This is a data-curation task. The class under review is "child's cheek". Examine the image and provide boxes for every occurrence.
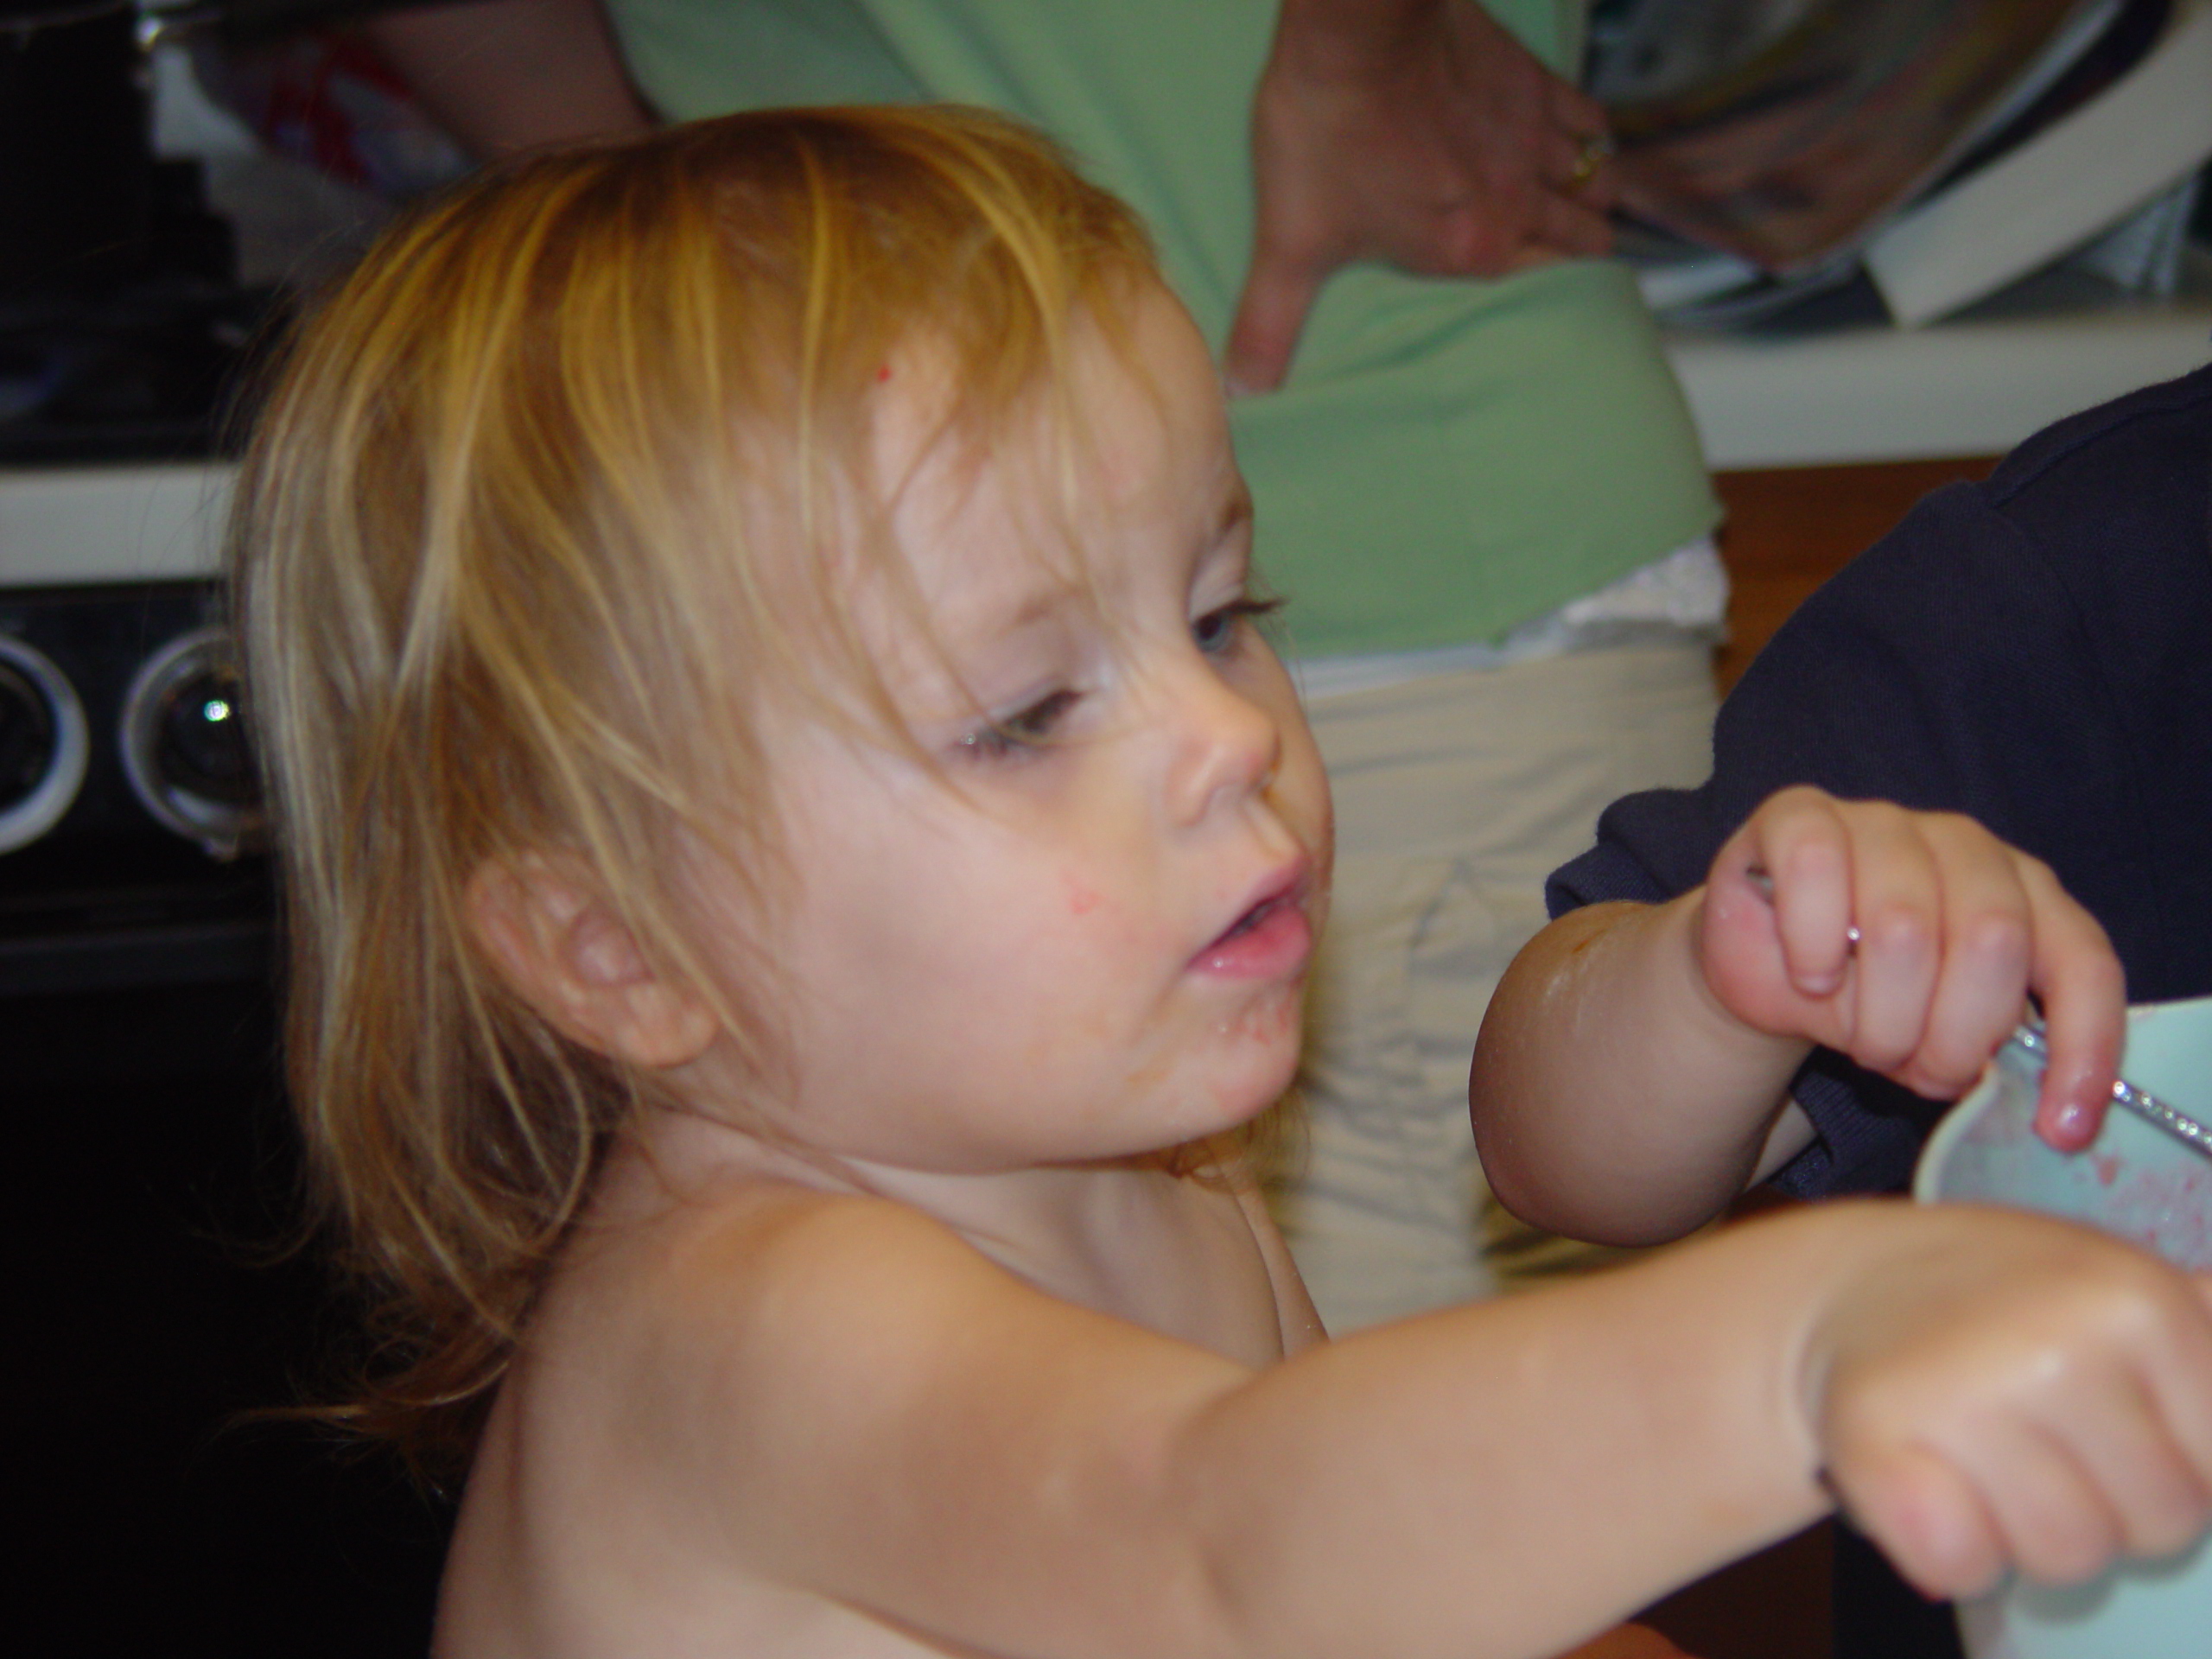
[1055,870,1177,967]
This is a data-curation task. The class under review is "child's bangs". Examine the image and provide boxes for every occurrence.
[701,110,1162,760]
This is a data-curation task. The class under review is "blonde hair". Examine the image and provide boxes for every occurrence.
[231,106,1156,1474]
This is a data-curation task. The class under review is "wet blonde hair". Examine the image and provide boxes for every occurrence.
[231,105,1156,1473]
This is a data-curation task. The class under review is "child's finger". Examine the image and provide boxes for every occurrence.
[2148,1274,2212,1512]
[1845,1376,2182,1594]
[1954,1270,2212,1584]
[1834,805,1942,1076]
[1733,788,1858,997]
[1976,1427,2126,1586]
[2067,1396,2212,1564]
[1829,1439,2006,1601]
[1890,818,2035,1100]
[2018,855,2127,1151]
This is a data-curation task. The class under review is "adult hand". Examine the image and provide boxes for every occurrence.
[365,0,653,162]
[1224,0,1618,393]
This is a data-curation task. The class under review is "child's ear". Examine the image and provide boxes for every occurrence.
[465,855,718,1070]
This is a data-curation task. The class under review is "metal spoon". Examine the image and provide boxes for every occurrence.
[2003,1021,2212,1164]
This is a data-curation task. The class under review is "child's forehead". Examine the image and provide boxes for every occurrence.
[866,286,1228,583]
[752,281,1235,730]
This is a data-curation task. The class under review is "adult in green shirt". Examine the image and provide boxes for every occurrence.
[368,0,1726,1332]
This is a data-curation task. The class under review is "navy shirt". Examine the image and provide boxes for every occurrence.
[1549,362,2212,1196]
[1547,362,2212,1659]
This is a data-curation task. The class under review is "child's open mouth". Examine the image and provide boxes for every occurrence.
[1192,876,1313,979]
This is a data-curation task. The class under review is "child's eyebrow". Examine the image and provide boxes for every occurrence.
[997,584,1073,634]
[963,478,1254,647]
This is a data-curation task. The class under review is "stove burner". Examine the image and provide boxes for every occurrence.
[0,584,272,995]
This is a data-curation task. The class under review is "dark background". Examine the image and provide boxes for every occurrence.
[7,976,450,1657]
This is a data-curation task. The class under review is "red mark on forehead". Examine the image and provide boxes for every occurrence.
[876,365,894,382]
[1063,876,1102,916]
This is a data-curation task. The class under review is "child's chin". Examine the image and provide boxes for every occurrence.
[1216,1031,1306,1127]
[1230,981,1306,1062]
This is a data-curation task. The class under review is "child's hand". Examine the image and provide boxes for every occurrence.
[1699,787,2126,1150]
[1808,1204,2212,1599]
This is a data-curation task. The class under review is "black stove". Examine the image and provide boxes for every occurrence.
[3,5,449,1653]
[1,0,284,993]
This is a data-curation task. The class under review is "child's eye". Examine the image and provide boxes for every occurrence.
[1193,596,1283,658]
[961,689,1081,759]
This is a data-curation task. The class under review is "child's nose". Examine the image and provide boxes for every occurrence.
[1161,663,1283,828]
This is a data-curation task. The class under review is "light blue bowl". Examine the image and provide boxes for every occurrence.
[1915,997,2212,1270]
[1914,995,2212,1659]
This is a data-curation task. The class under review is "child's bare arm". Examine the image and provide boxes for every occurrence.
[586,1190,2212,1659]
[1471,787,2127,1244]
[1470,889,1814,1244]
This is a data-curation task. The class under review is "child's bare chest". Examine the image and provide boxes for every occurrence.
[442,1190,1298,1659]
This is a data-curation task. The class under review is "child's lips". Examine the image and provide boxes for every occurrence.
[1191,865,1314,979]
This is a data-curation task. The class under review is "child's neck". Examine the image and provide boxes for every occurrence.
[614,1105,1290,1365]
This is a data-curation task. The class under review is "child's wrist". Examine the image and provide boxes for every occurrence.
[1730,1200,1910,1499]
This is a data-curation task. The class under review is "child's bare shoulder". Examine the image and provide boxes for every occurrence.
[556,1145,991,1364]
[442,1160,1014,1653]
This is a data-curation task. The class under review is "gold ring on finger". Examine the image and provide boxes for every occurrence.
[1567,133,1614,189]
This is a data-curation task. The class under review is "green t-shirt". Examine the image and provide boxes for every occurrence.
[605,0,1719,658]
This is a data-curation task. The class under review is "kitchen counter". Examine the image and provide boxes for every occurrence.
[1668,261,2212,469]
[0,462,232,586]
[7,263,2210,589]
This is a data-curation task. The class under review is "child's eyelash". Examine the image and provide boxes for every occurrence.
[960,689,1082,759]
[958,597,1279,760]
[1194,595,1284,655]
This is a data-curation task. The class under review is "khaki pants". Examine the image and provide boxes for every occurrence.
[1274,641,1719,1332]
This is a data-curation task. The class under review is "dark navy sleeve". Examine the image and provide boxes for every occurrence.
[1545,366,2212,1197]
[1548,484,2133,1197]
[1541,365,2212,1659]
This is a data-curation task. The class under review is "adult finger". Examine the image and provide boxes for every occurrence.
[1224,247,1327,396]
[1548,73,1611,140]
[1529,185,1616,257]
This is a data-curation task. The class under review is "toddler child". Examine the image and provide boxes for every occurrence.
[1472,361,2212,1656]
[232,107,2212,1659]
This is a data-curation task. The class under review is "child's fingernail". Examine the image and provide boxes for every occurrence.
[2049,1096,2096,1145]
